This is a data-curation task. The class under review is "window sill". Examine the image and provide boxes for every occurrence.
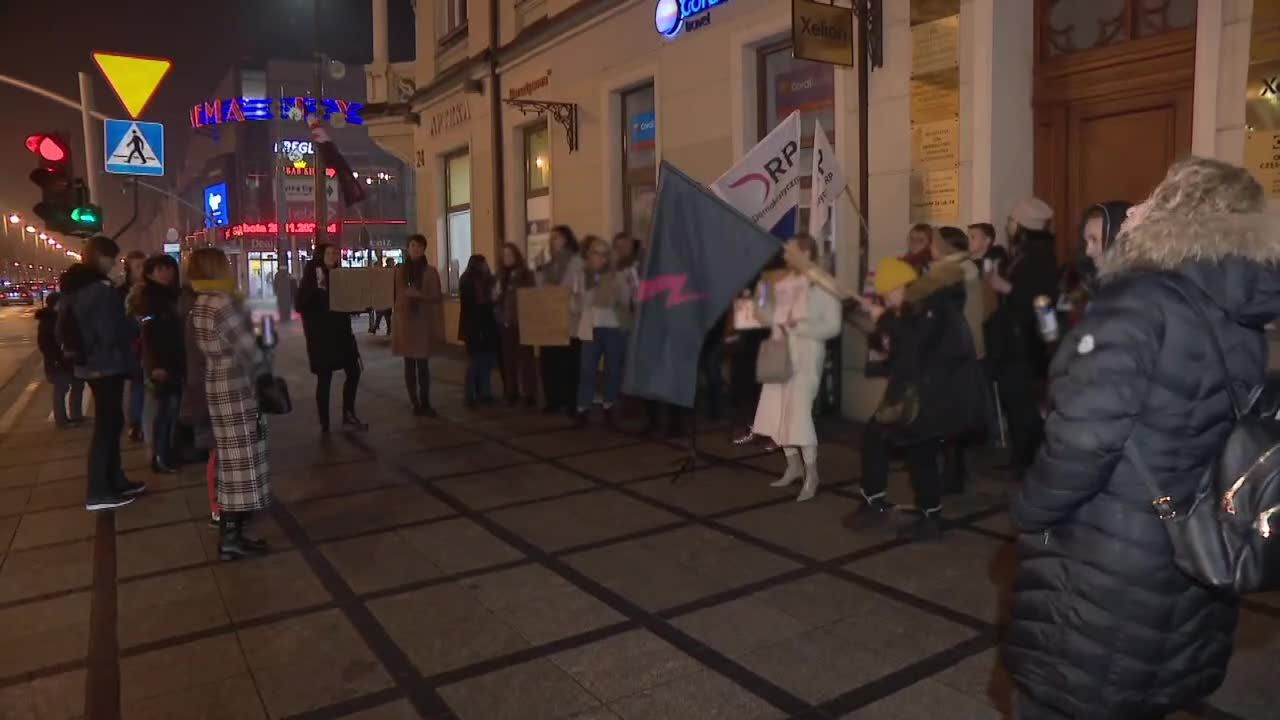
[437,24,469,54]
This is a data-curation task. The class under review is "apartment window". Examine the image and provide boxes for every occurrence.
[524,124,550,196]
[621,84,657,243]
[758,42,835,233]
[444,149,471,293]
[437,0,469,44]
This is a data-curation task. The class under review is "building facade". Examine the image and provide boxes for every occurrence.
[365,0,1271,420]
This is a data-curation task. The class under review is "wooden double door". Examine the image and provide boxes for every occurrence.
[1033,1,1197,260]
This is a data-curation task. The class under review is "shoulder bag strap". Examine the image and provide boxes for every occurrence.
[1158,274,1244,418]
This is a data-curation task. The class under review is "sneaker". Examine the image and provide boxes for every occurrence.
[86,495,135,512]
[151,460,179,475]
[842,496,895,530]
[119,480,148,497]
[897,512,944,543]
[127,425,144,443]
[731,431,757,446]
[208,513,221,528]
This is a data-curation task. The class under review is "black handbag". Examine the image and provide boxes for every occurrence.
[257,374,292,415]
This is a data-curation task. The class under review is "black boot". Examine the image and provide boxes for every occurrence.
[219,512,267,561]
[237,512,269,552]
[342,412,369,431]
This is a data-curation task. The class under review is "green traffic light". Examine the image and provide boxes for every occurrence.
[70,206,101,230]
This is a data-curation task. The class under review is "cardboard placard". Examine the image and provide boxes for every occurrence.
[517,285,571,347]
[444,299,462,345]
[328,267,396,312]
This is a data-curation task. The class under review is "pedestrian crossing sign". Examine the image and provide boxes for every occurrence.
[104,119,164,177]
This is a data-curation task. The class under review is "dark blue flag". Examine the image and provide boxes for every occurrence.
[623,162,781,407]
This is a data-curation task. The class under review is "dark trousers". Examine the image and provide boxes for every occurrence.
[700,340,724,420]
[860,422,943,512]
[645,400,686,434]
[51,373,85,426]
[997,360,1044,469]
[370,309,392,334]
[146,390,181,466]
[404,358,431,409]
[466,351,497,402]
[499,326,537,402]
[127,366,145,428]
[86,376,126,501]
[540,340,580,412]
[316,364,361,428]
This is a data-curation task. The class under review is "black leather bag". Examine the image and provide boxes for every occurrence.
[257,374,292,415]
[1126,276,1280,595]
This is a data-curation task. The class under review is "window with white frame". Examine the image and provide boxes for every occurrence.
[437,0,469,43]
[443,149,472,293]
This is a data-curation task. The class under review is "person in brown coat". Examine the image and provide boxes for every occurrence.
[391,234,444,416]
[497,243,538,406]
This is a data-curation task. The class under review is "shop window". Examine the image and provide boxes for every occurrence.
[1040,0,1197,59]
[524,123,552,264]
[437,0,469,46]
[525,124,550,196]
[758,43,835,234]
[444,149,472,293]
[621,84,657,243]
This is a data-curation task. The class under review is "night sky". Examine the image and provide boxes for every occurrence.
[0,0,414,251]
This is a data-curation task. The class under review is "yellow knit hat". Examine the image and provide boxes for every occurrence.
[873,257,919,296]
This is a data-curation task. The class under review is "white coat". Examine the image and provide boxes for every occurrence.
[751,274,842,448]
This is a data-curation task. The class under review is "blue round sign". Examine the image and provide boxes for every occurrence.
[654,0,682,37]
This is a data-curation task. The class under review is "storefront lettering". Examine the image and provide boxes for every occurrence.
[230,221,339,237]
[654,0,729,37]
[797,16,850,44]
[189,97,365,128]
[508,72,551,100]
[429,102,471,137]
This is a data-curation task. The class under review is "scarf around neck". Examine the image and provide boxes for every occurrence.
[192,279,242,301]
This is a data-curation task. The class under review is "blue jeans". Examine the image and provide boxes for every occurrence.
[51,373,85,426]
[466,352,497,403]
[143,389,181,466]
[577,327,627,411]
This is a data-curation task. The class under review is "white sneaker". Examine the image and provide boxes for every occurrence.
[86,495,135,512]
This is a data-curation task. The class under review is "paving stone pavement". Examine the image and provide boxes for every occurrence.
[1,321,1278,719]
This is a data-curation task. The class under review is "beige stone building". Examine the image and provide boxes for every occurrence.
[363,0,1275,419]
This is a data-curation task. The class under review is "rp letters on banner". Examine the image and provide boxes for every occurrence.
[624,162,781,407]
[711,110,802,239]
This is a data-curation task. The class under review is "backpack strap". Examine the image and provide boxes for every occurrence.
[1158,274,1245,419]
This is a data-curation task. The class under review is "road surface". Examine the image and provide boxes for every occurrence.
[0,304,38,391]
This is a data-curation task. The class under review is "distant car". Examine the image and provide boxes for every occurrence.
[2,286,34,306]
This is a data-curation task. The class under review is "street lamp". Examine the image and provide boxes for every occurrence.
[6,213,18,225]
[23,225,35,233]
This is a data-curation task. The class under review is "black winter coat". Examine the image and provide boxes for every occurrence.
[862,279,985,443]
[1004,212,1280,719]
[985,229,1058,371]
[128,281,185,394]
[296,261,360,374]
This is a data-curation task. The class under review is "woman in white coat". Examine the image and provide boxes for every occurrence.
[751,234,843,502]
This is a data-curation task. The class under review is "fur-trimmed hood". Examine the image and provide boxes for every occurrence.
[1101,212,1280,325]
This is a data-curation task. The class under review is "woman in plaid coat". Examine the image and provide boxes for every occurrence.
[188,248,272,561]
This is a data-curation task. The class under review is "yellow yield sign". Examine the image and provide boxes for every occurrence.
[92,52,172,119]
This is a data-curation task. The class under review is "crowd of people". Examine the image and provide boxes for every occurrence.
[38,153,1280,718]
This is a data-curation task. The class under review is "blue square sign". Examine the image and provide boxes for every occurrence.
[104,119,164,177]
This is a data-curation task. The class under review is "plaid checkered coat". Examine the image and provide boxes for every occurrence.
[192,291,271,512]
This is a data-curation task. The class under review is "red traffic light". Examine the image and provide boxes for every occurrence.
[25,134,69,164]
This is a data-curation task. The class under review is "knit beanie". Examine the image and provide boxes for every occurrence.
[1011,197,1054,231]
[874,257,918,296]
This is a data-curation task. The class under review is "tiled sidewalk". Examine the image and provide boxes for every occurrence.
[0,325,1278,719]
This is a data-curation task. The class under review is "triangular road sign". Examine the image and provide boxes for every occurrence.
[92,52,172,119]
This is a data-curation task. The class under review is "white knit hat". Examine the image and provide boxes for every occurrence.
[1011,197,1053,231]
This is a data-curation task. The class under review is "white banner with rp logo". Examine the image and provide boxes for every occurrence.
[807,118,847,239]
[712,110,802,236]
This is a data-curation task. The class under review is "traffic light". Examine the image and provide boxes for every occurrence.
[25,133,101,237]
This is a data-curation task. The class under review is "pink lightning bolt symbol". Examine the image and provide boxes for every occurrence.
[638,274,705,308]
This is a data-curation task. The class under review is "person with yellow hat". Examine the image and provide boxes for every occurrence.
[808,253,985,542]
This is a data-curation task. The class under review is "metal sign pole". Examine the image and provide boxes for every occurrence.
[78,72,101,204]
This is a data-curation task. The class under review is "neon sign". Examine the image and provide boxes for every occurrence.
[230,221,340,237]
[190,97,364,128]
[654,0,727,37]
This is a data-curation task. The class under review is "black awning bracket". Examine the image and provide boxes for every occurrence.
[503,98,579,153]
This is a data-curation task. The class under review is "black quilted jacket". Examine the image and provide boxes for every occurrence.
[1003,211,1280,718]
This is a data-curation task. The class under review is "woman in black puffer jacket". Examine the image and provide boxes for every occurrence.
[1004,157,1280,719]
